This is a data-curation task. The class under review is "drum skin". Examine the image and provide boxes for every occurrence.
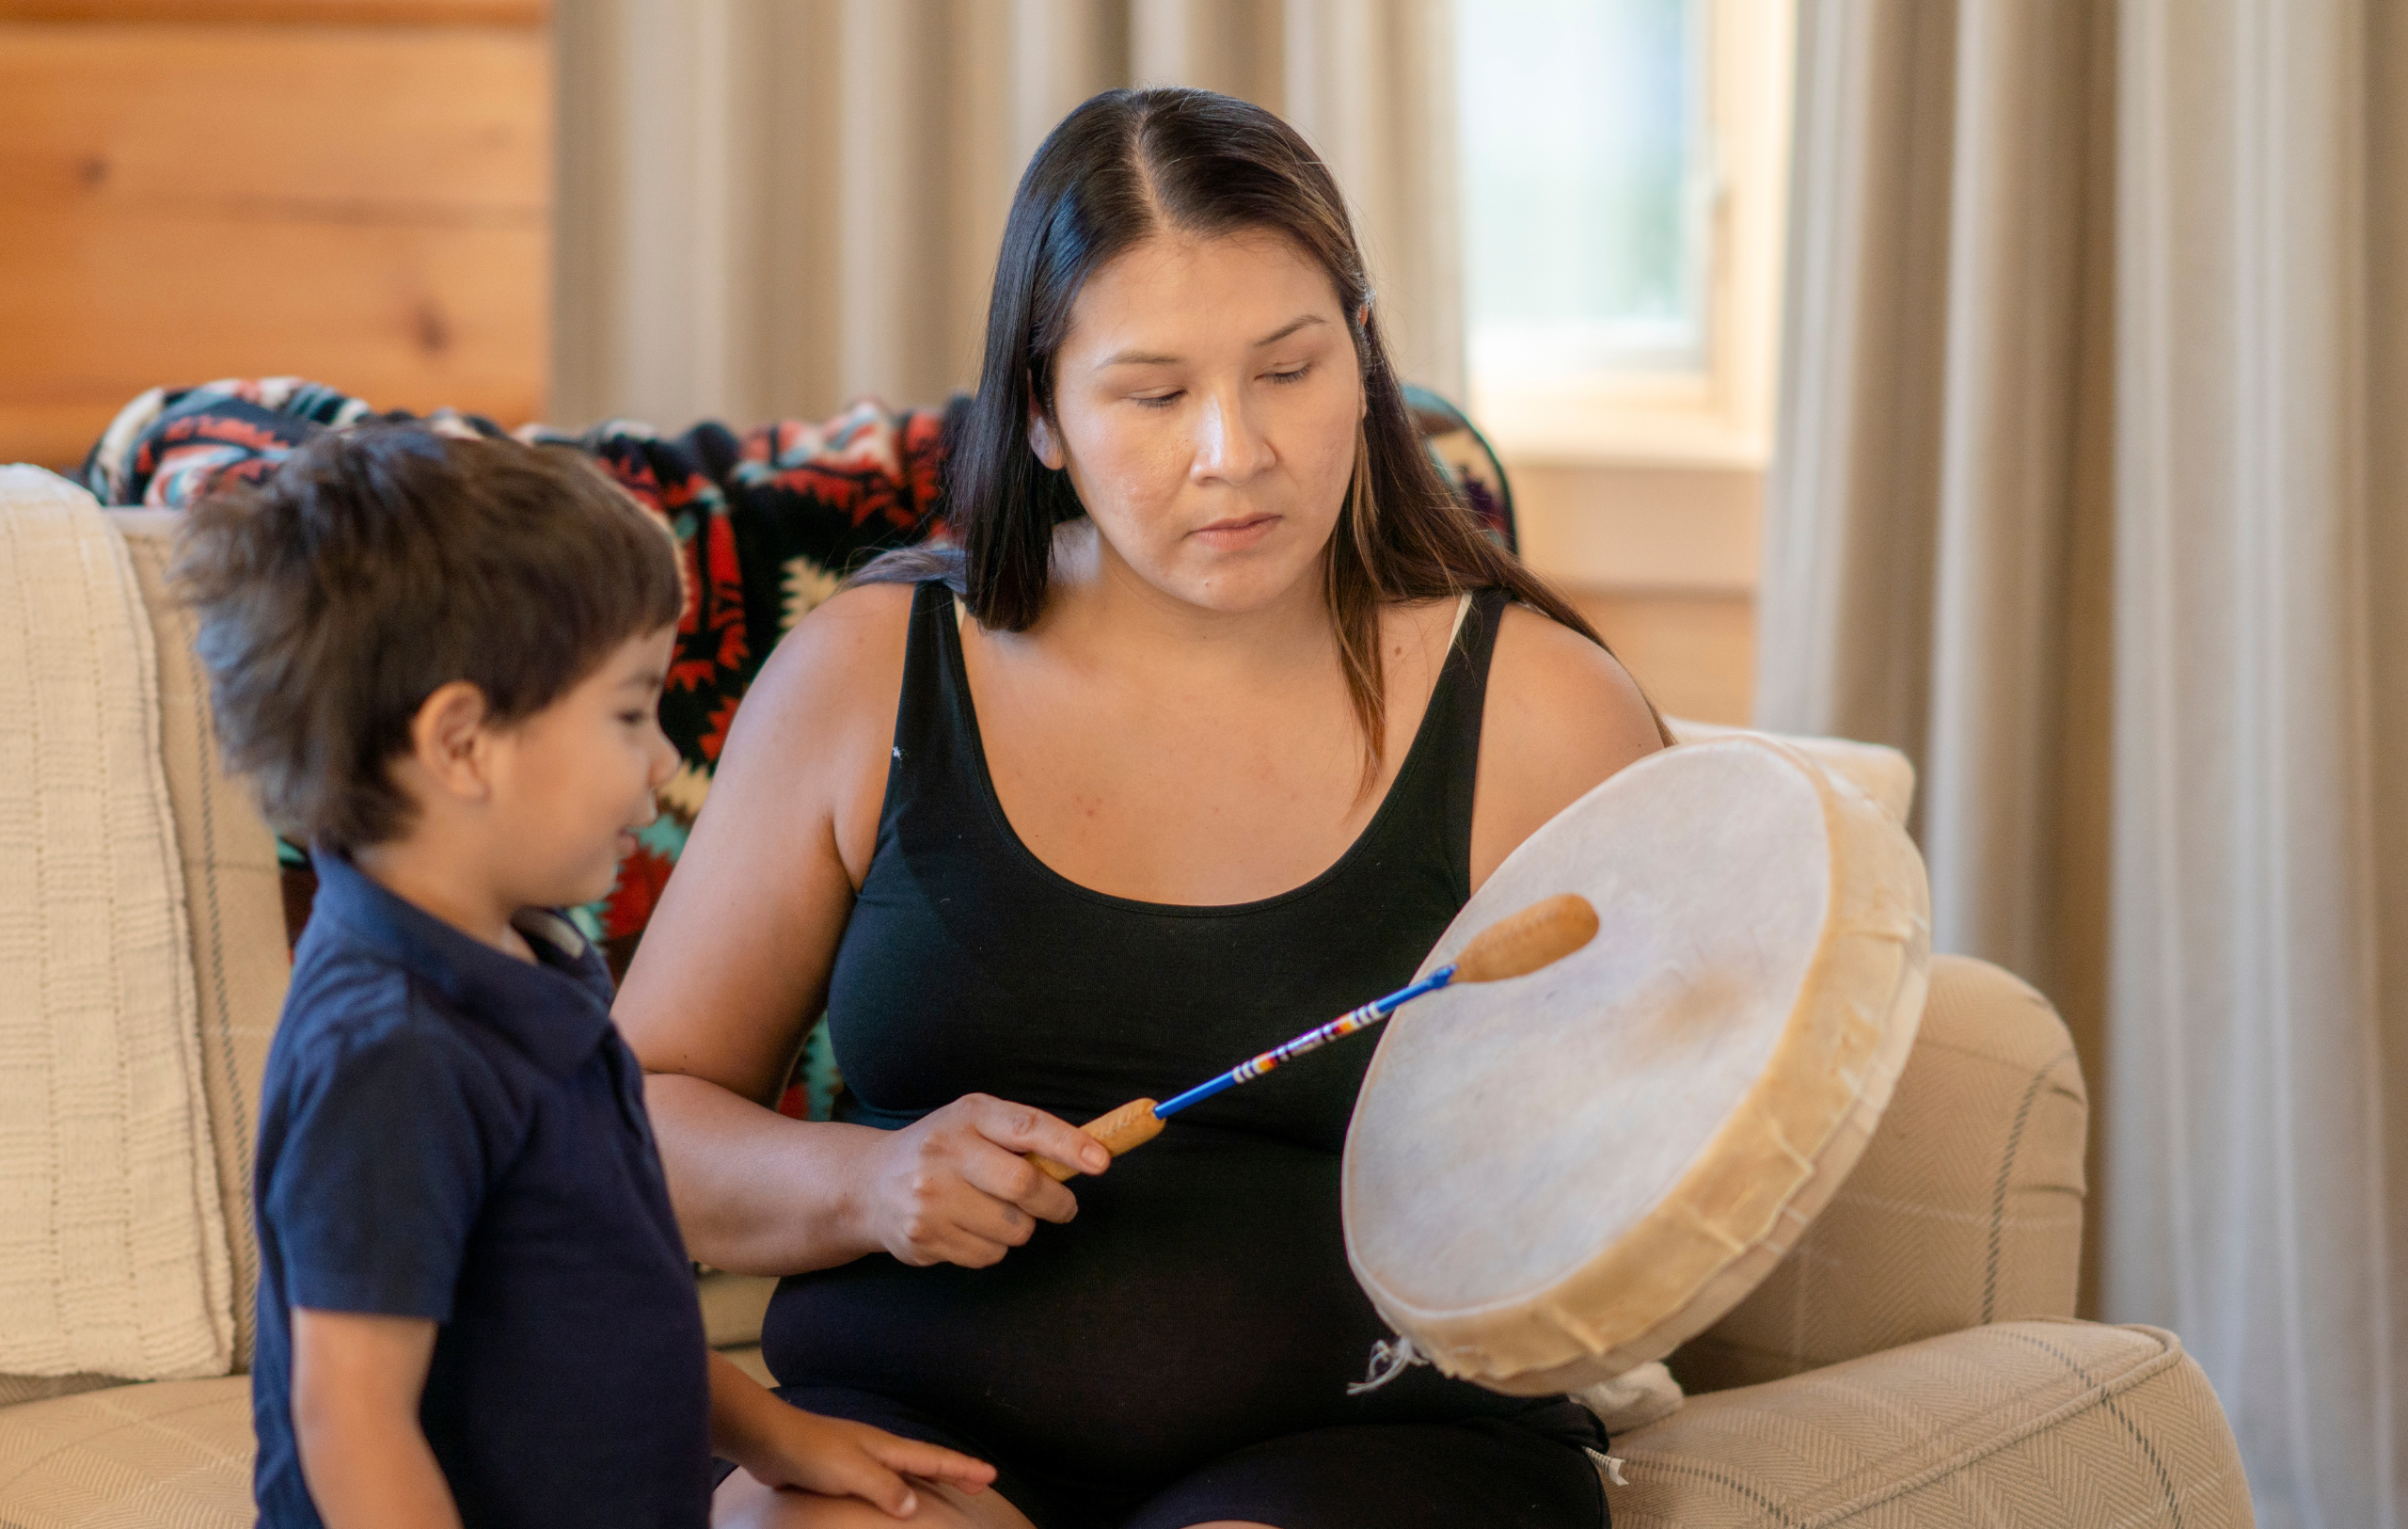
[1342,736,1930,1395]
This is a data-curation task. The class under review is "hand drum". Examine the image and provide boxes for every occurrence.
[1341,736,1931,1395]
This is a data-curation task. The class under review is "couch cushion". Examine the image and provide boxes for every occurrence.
[0,1376,253,1529]
[110,511,292,1376]
[0,470,231,1384]
[1610,1320,2252,1527]
[1675,955,2087,1392]
[1665,717,1917,826]
[0,1316,776,1526]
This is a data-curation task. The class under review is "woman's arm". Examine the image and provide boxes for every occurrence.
[617,585,1109,1275]
[1469,604,1667,891]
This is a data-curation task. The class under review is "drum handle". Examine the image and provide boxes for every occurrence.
[1026,894,1597,1183]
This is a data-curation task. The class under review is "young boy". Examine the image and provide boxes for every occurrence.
[176,426,993,1528]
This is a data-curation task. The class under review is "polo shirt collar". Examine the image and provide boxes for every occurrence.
[306,847,615,1078]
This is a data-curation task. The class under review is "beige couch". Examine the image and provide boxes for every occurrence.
[0,492,2253,1526]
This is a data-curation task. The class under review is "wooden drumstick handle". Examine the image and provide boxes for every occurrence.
[1449,893,1599,983]
[1028,1097,1164,1182]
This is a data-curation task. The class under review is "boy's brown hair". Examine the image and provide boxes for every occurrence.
[174,425,684,852]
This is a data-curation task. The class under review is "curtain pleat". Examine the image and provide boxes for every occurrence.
[2109,7,2397,1524]
[550,0,1460,430]
[1765,1,2408,1521]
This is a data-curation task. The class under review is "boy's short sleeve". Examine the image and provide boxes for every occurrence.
[263,1015,523,1321]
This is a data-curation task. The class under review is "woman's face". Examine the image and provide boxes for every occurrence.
[1036,229,1365,613]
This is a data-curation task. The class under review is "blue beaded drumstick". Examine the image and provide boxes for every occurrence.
[1028,893,1599,1182]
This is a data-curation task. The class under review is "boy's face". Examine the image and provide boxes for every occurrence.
[485,626,680,910]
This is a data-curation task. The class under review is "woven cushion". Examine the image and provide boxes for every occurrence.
[1673,955,2087,1392]
[1610,1321,2252,1527]
[0,1376,253,1528]
[0,470,231,1384]
[111,512,292,1377]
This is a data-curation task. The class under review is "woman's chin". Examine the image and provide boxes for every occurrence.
[1158,541,1331,614]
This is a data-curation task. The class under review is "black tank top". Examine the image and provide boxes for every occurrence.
[761,580,1540,1492]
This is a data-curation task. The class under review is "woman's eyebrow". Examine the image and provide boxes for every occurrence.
[1096,313,1329,369]
[1252,314,1327,347]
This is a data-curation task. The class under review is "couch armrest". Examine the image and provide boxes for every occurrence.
[1613,1321,2251,1527]
[1673,955,2088,1392]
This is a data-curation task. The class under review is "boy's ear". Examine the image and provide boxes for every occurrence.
[406,680,496,802]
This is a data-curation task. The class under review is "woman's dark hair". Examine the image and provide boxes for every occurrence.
[173,424,683,852]
[863,86,1666,772]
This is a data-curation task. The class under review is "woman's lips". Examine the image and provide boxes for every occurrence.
[1192,514,1278,549]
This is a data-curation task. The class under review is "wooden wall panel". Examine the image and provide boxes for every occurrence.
[0,16,548,472]
[0,3,547,33]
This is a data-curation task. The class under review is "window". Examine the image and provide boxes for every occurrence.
[1457,0,1792,467]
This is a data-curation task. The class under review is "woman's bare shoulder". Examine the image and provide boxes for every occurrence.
[726,581,918,757]
[700,580,919,885]
[1488,602,1661,742]
[1469,600,1666,885]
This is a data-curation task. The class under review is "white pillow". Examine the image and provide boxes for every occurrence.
[0,467,232,1380]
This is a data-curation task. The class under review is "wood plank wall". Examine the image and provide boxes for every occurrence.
[0,0,551,473]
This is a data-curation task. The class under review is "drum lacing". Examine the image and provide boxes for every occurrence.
[1346,1334,1430,1394]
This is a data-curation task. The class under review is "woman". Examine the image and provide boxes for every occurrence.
[618,88,1665,1529]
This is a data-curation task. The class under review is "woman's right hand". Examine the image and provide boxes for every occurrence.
[856,1094,1110,1267]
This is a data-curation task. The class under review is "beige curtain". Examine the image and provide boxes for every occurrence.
[550,0,1460,431]
[1763,1,2408,1522]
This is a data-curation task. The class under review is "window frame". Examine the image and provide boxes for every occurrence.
[1463,0,1793,470]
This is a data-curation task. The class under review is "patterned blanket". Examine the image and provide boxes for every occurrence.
[83,377,1515,1114]
[87,380,959,968]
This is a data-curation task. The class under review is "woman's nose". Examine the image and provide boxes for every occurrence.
[1192,387,1274,483]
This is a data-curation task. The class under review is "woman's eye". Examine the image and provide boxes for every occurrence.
[1133,390,1181,409]
[1266,366,1310,386]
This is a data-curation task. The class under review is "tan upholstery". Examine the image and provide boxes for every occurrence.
[0,480,231,1388]
[0,1325,2252,1528]
[113,511,293,1378]
[1675,956,2089,1392]
[0,518,289,1409]
[1611,1321,2252,1527]
[0,1373,123,1410]
[0,1377,253,1529]
[699,1273,778,1353]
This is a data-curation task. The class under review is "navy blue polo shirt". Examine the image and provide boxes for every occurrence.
[251,849,711,1528]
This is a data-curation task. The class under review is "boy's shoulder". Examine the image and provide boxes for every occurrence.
[268,916,532,1124]
[257,922,548,1232]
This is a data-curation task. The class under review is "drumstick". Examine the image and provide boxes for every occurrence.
[1026,893,1598,1182]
